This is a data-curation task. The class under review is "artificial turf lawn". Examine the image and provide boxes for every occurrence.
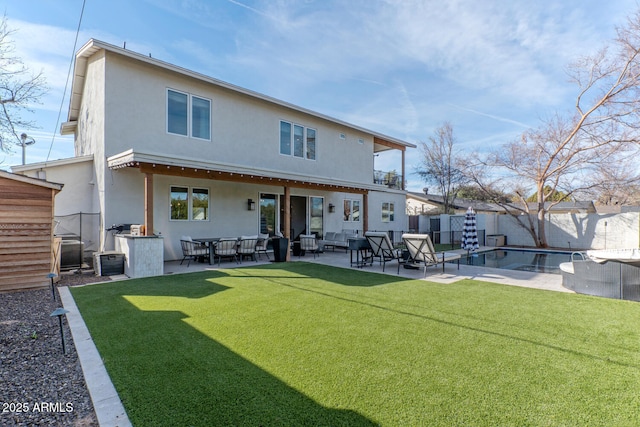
[70,262,640,426]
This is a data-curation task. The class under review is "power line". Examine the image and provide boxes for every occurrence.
[46,0,86,163]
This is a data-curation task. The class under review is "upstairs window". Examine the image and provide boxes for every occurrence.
[192,96,211,140]
[294,124,304,157]
[280,121,292,155]
[167,89,211,140]
[280,120,316,160]
[167,90,188,136]
[307,129,316,160]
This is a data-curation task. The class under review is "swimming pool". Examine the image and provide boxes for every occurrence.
[455,249,573,274]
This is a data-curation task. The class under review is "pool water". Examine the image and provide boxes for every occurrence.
[455,249,573,274]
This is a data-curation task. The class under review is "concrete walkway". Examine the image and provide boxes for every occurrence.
[61,247,570,425]
[59,287,132,427]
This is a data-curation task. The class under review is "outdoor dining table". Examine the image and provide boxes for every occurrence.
[192,237,221,265]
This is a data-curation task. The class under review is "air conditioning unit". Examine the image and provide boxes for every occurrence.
[60,240,84,270]
[93,251,125,276]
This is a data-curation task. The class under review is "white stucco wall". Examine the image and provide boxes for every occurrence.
[101,52,375,185]
[498,212,640,249]
[75,51,107,245]
[367,190,409,234]
[15,158,96,216]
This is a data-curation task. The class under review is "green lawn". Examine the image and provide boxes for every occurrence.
[70,263,640,426]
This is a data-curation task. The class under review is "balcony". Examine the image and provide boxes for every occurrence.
[374,170,404,190]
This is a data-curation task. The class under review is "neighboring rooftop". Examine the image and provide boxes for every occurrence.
[408,192,600,214]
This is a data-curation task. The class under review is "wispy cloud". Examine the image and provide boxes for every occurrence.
[225,0,279,22]
[448,104,531,129]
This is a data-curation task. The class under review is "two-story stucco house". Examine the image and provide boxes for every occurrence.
[14,39,415,261]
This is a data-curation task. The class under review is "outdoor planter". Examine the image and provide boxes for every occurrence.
[272,237,290,262]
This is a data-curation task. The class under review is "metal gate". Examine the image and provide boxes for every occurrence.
[450,215,464,248]
[430,217,441,244]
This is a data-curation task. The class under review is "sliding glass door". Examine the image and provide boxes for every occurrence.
[261,193,324,239]
[259,194,277,236]
[310,197,324,238]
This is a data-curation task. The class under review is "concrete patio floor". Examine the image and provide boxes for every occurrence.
[163,246,570,294]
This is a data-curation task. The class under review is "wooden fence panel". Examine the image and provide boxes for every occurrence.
[0,176,58,292]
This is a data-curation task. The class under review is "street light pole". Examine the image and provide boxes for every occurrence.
[19,133,35,165]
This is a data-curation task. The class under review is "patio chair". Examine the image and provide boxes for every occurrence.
[214,238,239,266]
[256,233,270,260]
[364,231,403,273]
[180,238,209,267]
[402,233,461,277]
[237,236,259,263]
[299,234,320,258]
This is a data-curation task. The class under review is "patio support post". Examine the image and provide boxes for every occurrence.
[401,149,406,191]
[363,192,369,233]
[144,172,154,236]
[284,186,291,261]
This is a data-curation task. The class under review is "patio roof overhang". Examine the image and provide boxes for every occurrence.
[107,150,376,247]
[107,149,375,195]
[374,136,406,153]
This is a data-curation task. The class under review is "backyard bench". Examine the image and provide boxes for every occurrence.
[322,231,357,252]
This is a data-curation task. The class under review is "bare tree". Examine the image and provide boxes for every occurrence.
[415,122,467,214]
[467,10,640,247]
[582,158,640,205]
[0,15,47,153]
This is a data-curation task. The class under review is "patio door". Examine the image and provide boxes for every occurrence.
[309,197,324,238]
[266,194,323,240]
[259,194,277,236]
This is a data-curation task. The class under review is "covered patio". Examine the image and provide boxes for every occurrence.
[104,145,409,264]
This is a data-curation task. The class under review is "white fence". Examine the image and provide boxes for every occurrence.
[419,212,639,250]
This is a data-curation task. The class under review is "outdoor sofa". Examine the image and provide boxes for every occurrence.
[322,230,358,252]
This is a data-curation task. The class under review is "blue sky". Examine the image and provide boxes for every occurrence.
[2,0,637,191]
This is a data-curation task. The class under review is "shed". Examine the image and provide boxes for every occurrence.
[0,170,63,292]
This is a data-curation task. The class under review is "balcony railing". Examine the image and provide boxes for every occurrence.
[373,170,403,190]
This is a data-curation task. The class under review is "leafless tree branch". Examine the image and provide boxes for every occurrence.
[0,15,48,153]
